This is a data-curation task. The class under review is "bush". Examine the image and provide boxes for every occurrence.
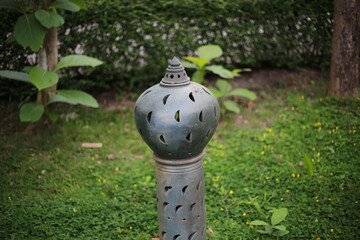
[0,0,334,98]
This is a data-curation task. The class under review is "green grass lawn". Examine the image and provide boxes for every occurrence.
[0,88,359,239]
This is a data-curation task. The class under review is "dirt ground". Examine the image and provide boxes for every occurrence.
[100,68,329,111]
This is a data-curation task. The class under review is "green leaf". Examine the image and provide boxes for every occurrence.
[35,10,64,28]
[47,94,77,105]
[19,103,44,122]
[271,208,288,226]
[184,57,209,69]
[180,60,198,69]
[47,113,59,122]
[229,88,257,100]
[303,155,314,176]
[198,45,223,60]
[69,0,87,9]
[14,14,47,51]
[191,70,205,83]
[224,100,240,113]
[0,70,31,84]
[29,67,59,91]
[56,90,99,108]
[0,0,20,11]
[272,225,286,231]
[216,79,232,93]
[51,0,80,12]
[54,55,103,71]
[249,220,270,226]
[208,87,224,98]
[273,230,289,237]
[205,65,233,79]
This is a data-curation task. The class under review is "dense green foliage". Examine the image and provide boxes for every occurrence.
[1,0,333,97]
[1,87,359,239]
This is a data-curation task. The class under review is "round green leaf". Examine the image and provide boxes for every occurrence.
[216,79,232,93]
[20,103,44,122]
[205,65,234,79]
[35,10,64,28]
[51,0,80,12]
[208,87,223,98]
[198,45,223,60]
[184,57,209,69]
[229,88,257,100]
[180,60,198,69]
[14,14,46,51]
[249,220,270,226]
[271,208,288,226]
[224,100,240,113]
[56,90,99,108]
[191,70,205,83]
[29,67,59,91]
[54,55,103,71]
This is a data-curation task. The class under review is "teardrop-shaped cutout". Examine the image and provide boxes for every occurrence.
[165,186,172,192]
[174,235,181,240]
[199,111,203,122]
[175,110,180,122]
[206,129,211,138]
[160,135,167,144]
[188,232,196,240]
[175,205,183,213]
[162,231,166,237]
[186,132,192,142]
[190,202,196,211]
[189,92,195,102]
[202,88,211,95]
[147,111,152,123]
[163,94,170,105]
[182,185,188,194]
[163,202,169,208]
[197,180,202,191]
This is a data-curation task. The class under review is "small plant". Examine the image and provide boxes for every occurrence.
[250,208,289,237]
[208,79,256,114]
[0,0,102,123]
[181,44,244,84]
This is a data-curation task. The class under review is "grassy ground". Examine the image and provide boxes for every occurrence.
[0,85,359,239]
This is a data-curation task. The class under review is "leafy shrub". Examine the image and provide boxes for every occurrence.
[1,0,334,99]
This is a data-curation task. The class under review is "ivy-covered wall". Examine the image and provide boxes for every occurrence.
[0,0,334,96]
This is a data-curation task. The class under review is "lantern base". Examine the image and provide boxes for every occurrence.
[154,151,206,240]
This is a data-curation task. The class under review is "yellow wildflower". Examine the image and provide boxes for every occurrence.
[263,180,266,183]
[331,172,333,176]
[281,198,284,201]
[220,208,224,211]
[115,168,119,171]
[301,96,304,99]
[114,197,117,200]
[292,173,296,177]
[292,106,295,111]
[331,141,334,144]
[243,212,247,216]
[312,159,314,162]
[129,227,133,230]
[98,179,101,182]
[134,184,137,187]
[69,198,72,200]
[313,147,316,151]
[91,157,94,161]
[318,127,322,131]
[268,128,272,133]
[297,174,300,178]
[8,196,11,201]
[331,229,334,232]
[317,152,320,156]
[220,153,224,157]
[103,179,106,183]
[355,201,358,204]
[229,190,234,194]
[251,225,254,229]
[316,200,319,202]
[276,178,279,182]
[261,151,265,155]
[317,159,320,162]
[246,222,249,225]
[328,198,331,201]
[329,131,332,134]
[286,190,290,193]
[204,161,207,164]
[266,176,269,180]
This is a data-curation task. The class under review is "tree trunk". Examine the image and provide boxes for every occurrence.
[36,0,58,105]
[328,0,360,98]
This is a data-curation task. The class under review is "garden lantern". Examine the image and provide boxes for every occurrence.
[134,57,220,240]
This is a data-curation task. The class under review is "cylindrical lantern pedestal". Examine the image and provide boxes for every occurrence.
[154,151,206,240]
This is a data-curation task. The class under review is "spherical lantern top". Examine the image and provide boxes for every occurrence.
[134,57,220,159]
